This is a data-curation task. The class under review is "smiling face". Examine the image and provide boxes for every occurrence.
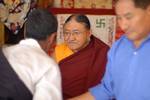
[115,0,150,46]
[63,19,91,52]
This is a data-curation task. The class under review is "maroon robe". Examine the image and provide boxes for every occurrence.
[59,35,109,99]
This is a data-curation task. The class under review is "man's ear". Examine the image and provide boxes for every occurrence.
[88,29,92,37]
[47,32,57,44]
[46,32,57,55]
[146,5,150,15]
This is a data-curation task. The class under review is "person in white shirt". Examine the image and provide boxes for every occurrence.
[0,8,62,100]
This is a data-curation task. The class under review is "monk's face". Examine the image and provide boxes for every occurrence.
[63,19,91,52]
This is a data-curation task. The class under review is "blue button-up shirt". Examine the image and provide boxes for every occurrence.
[90,35,150,100]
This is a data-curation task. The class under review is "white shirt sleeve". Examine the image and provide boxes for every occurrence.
[33,60,62,100]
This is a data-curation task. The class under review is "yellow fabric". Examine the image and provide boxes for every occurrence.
[55,43,73,63]
[0,23,4,46]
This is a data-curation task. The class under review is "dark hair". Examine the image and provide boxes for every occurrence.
[25,8,58,40]
[115,0,150,9]
[64,14,91,30]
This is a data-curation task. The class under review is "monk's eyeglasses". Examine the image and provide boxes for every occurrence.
[63,30,85,38]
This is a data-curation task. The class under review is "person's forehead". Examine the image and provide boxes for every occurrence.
[115,0,134,6]
[115,0,135,14]
[115,0,134,7]
[116,0,133,3]
[64,20,86,29]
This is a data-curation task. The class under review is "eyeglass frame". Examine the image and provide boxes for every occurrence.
[63,29,88,38]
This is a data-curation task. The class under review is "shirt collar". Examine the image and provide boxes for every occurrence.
[19,38,41,49]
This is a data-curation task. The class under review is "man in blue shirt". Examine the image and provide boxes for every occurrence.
[68,0,150,100]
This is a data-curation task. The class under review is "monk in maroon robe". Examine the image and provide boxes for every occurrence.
[54,14,109,99]
[59,35,109,99]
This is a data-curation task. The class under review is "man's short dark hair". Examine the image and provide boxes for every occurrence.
[133,0,150,9]
[25,8,58,40]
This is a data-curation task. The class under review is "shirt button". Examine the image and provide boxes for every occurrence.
[133,52,137,55]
